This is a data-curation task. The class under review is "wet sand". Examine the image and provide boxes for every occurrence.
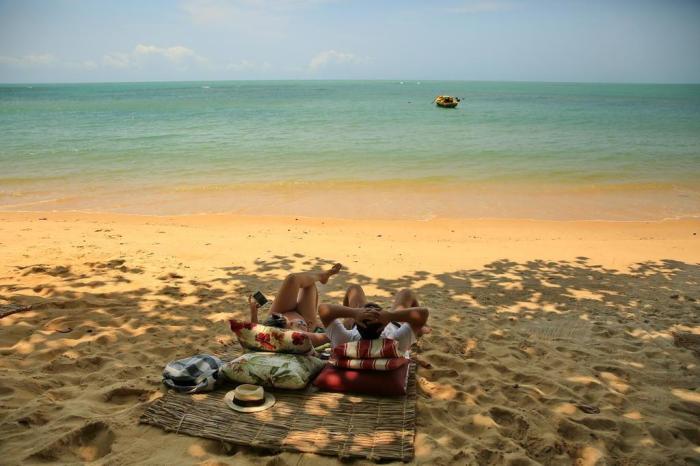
[0,212,699,465]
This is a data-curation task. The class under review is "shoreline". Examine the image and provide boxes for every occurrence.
[2,183,699,222]
[3,176,700,224]
[2,208,700,223]
[1,211,698,274]
[0,209,697,223]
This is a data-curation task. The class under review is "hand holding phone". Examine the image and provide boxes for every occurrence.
[252,291,269,308]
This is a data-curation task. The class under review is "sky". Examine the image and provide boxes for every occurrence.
[1,0,699,84]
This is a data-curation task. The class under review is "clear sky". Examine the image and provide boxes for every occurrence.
[1,0,699,84]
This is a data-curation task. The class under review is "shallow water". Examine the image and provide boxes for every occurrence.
[1,80,699,219]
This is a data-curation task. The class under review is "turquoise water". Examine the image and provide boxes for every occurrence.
[1,81,699,218]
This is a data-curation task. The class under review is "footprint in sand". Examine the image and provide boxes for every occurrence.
[41,358,79,374]
[525,435,568,464]
[0,384,14,398]
[16,408,51,427]
[28,421,115,463]
[592,364,630,379]
[147,345,180,358]
[488,406,530,441]
[647,425,679,447]
[102,387,152,405]
[196,438,241,456]
[476,448,504,465]
[41,355,105,374]
[575,416,618,431]
[557,418,589,441]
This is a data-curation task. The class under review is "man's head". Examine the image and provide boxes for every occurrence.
[357,321,385,339]
[355,302,387,340]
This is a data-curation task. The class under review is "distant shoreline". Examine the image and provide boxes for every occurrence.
[3,79,700,86]
[1,195,699,223]
[2,176,700,222]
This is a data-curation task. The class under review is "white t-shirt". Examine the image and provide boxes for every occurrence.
[325,320,417,356]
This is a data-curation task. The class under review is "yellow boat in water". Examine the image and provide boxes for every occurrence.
[434,95,460,108]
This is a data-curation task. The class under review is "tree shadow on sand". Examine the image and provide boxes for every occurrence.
[0,256,698,464]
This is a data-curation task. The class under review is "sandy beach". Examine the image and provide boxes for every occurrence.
[3,1,700,464]
[0,211,698,465]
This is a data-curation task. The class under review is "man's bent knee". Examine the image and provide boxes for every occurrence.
[346,284,364,293]
[395,288,418,305]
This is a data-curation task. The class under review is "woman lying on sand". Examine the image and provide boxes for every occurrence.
[247,263,342,345]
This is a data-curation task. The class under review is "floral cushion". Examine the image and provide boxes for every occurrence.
[221,352,326,390]
[229,319,312,354]
[332,338,402,359]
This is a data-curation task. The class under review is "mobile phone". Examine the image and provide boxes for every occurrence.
[252,291,269,307]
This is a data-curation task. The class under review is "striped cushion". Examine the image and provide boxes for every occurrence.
[330,356,409,371]
[332,338,402,359]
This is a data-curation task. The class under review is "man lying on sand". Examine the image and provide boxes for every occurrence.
[247,263,342,346]
[318,285,430,354]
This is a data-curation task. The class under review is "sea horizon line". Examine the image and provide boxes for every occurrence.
[2,78,700,86]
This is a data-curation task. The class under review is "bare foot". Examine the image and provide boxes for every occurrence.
[320,263,342,284]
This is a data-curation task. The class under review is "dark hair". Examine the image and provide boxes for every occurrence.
[355,302,385,339]
[357,321,385,340]
[263,314,286,329]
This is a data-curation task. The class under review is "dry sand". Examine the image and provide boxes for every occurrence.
[0,211,699,465]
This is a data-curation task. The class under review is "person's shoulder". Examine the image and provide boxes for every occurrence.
[381,322,415,354]
[326,320,361,347]
[348,328,361,340]
[389,322,417,341]
[381,322,405,338]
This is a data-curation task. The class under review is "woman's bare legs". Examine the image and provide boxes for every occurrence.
[296,283,319,328]
[270,263,342,326]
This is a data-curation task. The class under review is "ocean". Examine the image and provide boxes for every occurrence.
[1,80,699,220]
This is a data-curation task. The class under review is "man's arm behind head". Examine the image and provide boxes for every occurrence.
[319,303,383,328]
[382,307,429,334]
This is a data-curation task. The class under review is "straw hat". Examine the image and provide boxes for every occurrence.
[224,384,275,413]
